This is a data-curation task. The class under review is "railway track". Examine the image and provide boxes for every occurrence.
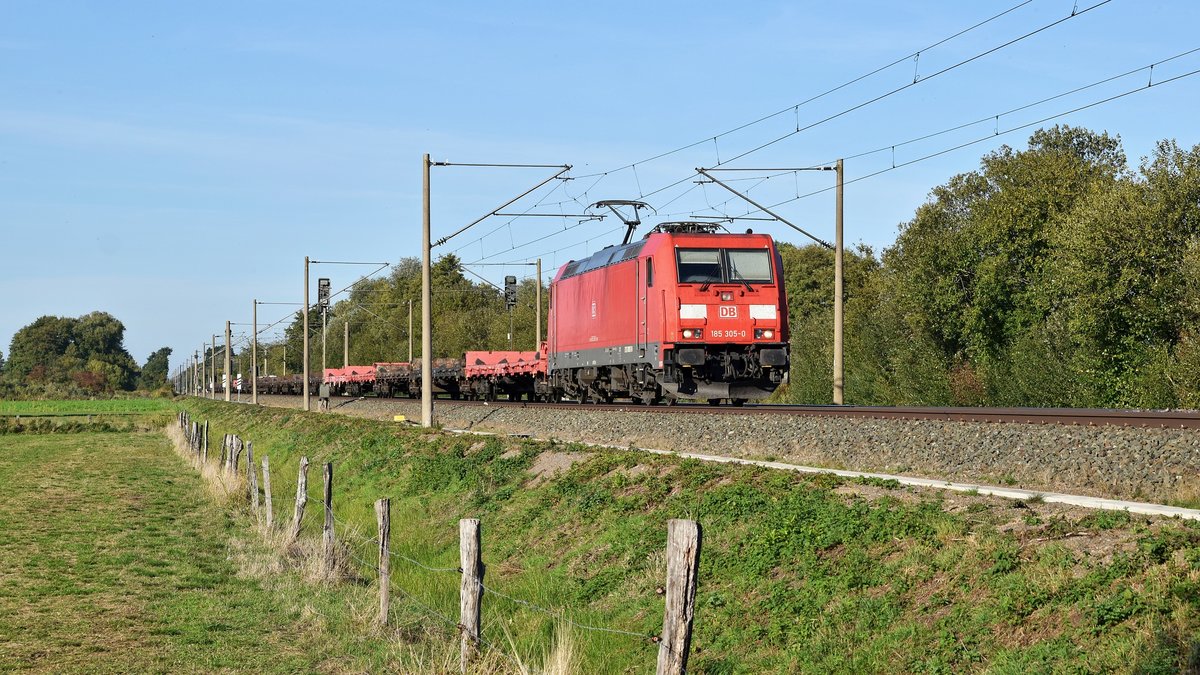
[397,398,1200,430]
[248,393,1200,508]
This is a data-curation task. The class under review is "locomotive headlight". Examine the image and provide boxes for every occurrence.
[682,329,696,339]
[754,328,775,340]
[720,292,734,301]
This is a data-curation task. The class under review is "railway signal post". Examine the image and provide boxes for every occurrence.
[504,275,517,350]
[319,277,330,377]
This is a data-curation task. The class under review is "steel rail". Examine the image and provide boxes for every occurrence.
[438,400,1200,430]
[249,393,1200,429]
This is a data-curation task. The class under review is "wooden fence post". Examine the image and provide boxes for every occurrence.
[233,436,244,475]
[247,443,258,509]
[262,456,273,529]
[202,421,208,464]
[322,463,334,572]
[288,457,309,545]
[459,518,482,673]
[656,519,702,675]
[221,434,229,470]
[376,498,391,626]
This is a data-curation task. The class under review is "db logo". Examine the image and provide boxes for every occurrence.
[719,306,738,318]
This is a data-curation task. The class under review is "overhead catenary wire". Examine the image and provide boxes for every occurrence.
[816,45,1200,169]
[569,0,1041,181]
[446,0,1116,272]
[662,44,1200,223]
[716,65,1200,222]
[632,0,1118,207]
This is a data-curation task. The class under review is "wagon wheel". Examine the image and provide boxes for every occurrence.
[730,398,747,407]
[707,398,722,406]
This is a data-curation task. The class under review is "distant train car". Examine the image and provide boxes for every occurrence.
[464,350,545,401]
[324,365,378,396]
[547,222,789,405]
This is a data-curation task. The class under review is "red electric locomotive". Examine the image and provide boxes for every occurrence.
[547,221,789,404]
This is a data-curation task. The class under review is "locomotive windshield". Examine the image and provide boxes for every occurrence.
[727,249,772,283]
[676,248,772,284]
[677,250,722,283]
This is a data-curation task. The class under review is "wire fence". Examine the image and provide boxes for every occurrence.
[175,416,686,672]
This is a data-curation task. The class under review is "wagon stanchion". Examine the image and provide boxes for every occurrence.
[288,457,310,545]
[657,519,702,675]
[459,518,482,673]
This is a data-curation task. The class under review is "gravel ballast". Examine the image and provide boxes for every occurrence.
[256,395,1200,504]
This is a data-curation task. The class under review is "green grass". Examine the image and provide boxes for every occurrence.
[0,398,173,416]
[0,430,417,673]
[182,399,1200,673]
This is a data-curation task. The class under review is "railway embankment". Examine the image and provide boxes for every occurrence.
[257,395,1200,506]
[185,397,1200,672]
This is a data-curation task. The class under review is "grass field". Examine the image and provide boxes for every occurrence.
[4,398,1199,672]
[0,398,173,416]
[0,429,421,673]
[181,399,1200,673]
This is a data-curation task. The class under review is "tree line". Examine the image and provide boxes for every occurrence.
[1,311,171,396]
[781,126,1200,408]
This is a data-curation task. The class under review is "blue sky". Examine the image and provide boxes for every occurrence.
[1,1,1198,372]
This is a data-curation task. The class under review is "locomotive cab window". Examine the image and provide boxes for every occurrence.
[726,249,773,283]
[646,258,654,287]
[677,249,722,283]
[676,248,773,284]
